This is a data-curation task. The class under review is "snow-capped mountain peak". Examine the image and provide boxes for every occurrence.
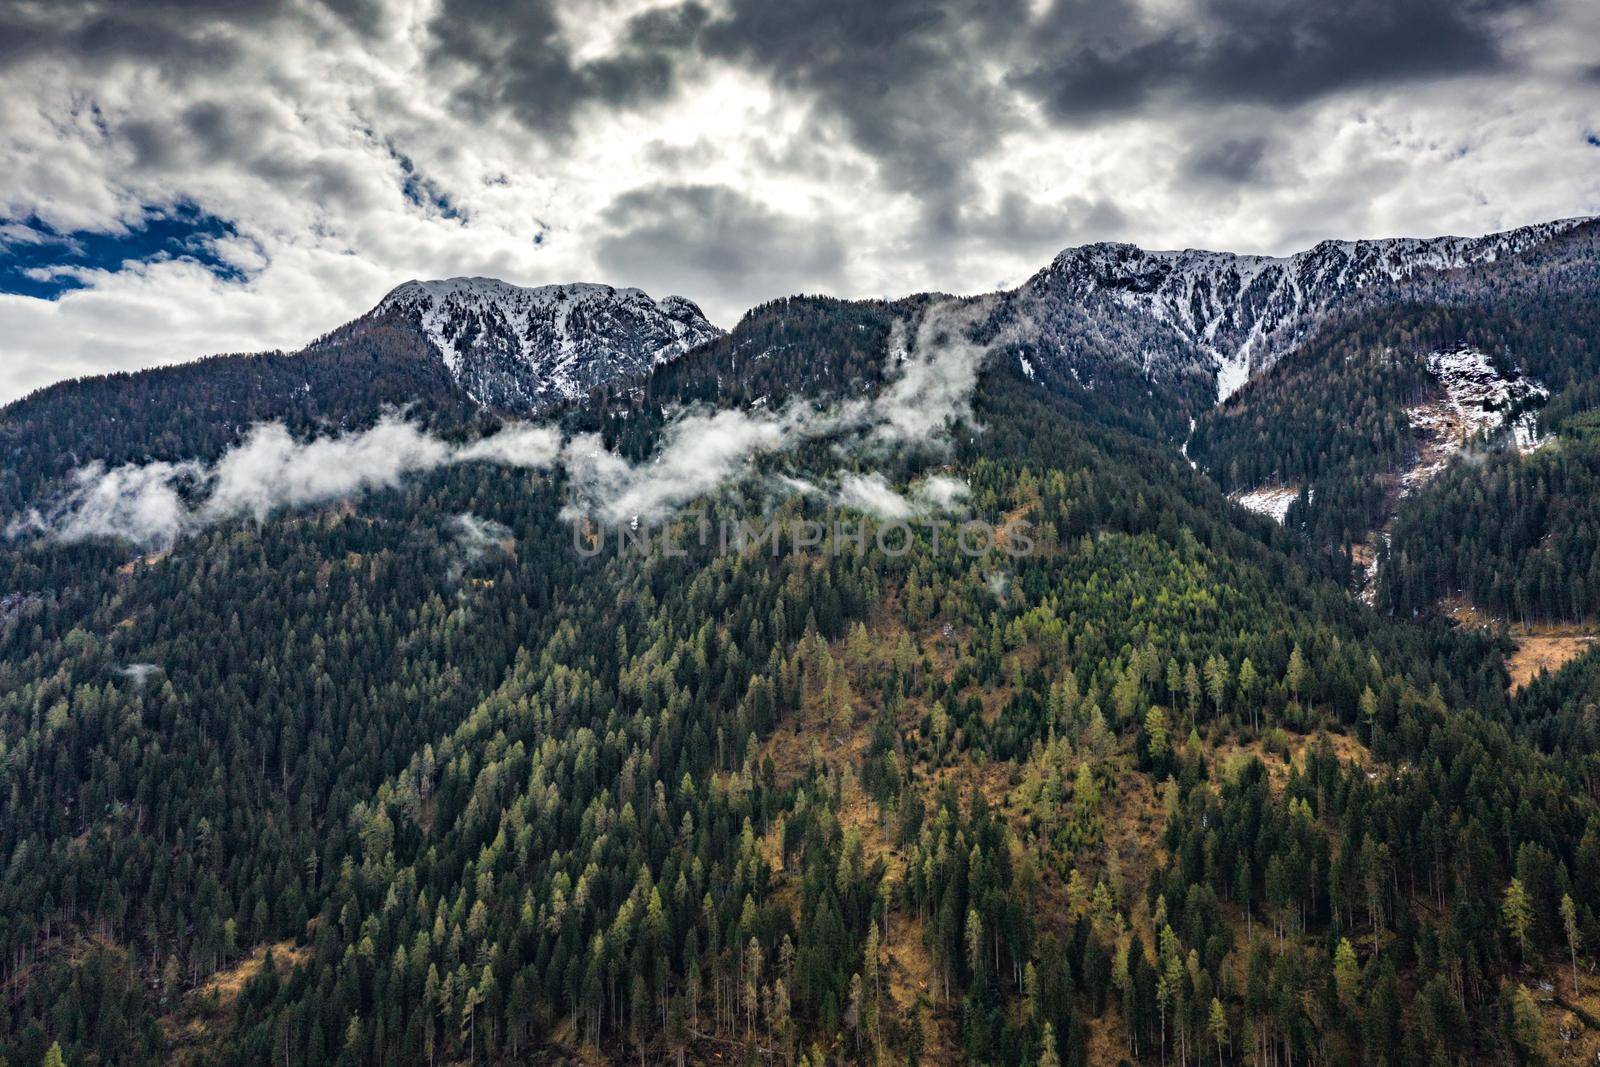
[1027,218,1589,402]
[374,277,723,413]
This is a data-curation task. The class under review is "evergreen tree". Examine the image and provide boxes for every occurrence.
[1505,879,1535,963]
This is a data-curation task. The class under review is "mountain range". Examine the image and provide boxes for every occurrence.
[6,213,1600,1067]
[137,215,1577,428]
[13,215,1580,445]
[7,214,1597,596]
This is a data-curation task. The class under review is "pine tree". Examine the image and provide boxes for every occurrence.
[1145,706,1170,760]
[1562,893,1581,996]
[1504,878,1534,963]
[1359,686,1378,735]
[1237,657,1259,729]
[1203,655,1229,718]
[863,924,881,1042]
[1038,1021,1061,1067]
[1207,997,1227,1065]
[907,997,927,1067]
[1507,983,1544,1060]
[1284,645,1307,705]
[1333,938,1359,1012]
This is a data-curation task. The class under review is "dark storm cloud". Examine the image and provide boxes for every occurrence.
[638,0,1549,223]
[625,1,710,50]
[121,96,258,172]
[108,98,382,214]
[970,191,1126,251]
[594,183,846,319]
[416,0,1033,216]
[698,0,1029,223]
[423,0,688,136]
[11,0,1557,234]
[1182,134,1276,184]
[0,0,291,72]
[1016,0,1541,123]
[0,0,1564,169]
[919,188,1127,261]
[122,119,181,171]
[180,100,248,161]
[318,0,387,38]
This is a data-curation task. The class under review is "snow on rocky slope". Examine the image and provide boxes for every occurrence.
[1233,485,1301,524]
[1401,346,1546,491]
[374,278,723,413]
[1023,218,1584,403]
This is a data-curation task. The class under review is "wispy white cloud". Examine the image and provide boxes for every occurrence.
[446,512,514,580]
[562,407,804,526]
[11,415,560,546]
[913,475,971,511]
[203,420,453,521]
[873,296,1004,445]
[115,663,163,688]
[833,472,972,521]
[11,459,198,545]
[834,472,917,520]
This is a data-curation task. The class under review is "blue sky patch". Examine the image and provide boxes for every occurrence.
[389,143,464,221]
[0,202,246,300]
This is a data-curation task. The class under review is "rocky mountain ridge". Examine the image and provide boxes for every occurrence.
[1024,217,1587,400]
[365,277,723,413]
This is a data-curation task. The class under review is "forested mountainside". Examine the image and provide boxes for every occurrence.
[1379,428,1600,622]
[0,322,471,514]
[0,280,717,516]
[8,215,1586,528]
[5,221,1600,1067]
[1186,219,1600,587]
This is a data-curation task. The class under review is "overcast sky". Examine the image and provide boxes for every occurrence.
[1,0,1597,404]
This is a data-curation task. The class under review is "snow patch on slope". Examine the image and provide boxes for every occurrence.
[1232,485,1300,524]
[1216,350,1252,403]
[1402,346,1546,492]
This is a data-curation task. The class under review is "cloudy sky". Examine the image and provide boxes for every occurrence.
[1,0,1597,404]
